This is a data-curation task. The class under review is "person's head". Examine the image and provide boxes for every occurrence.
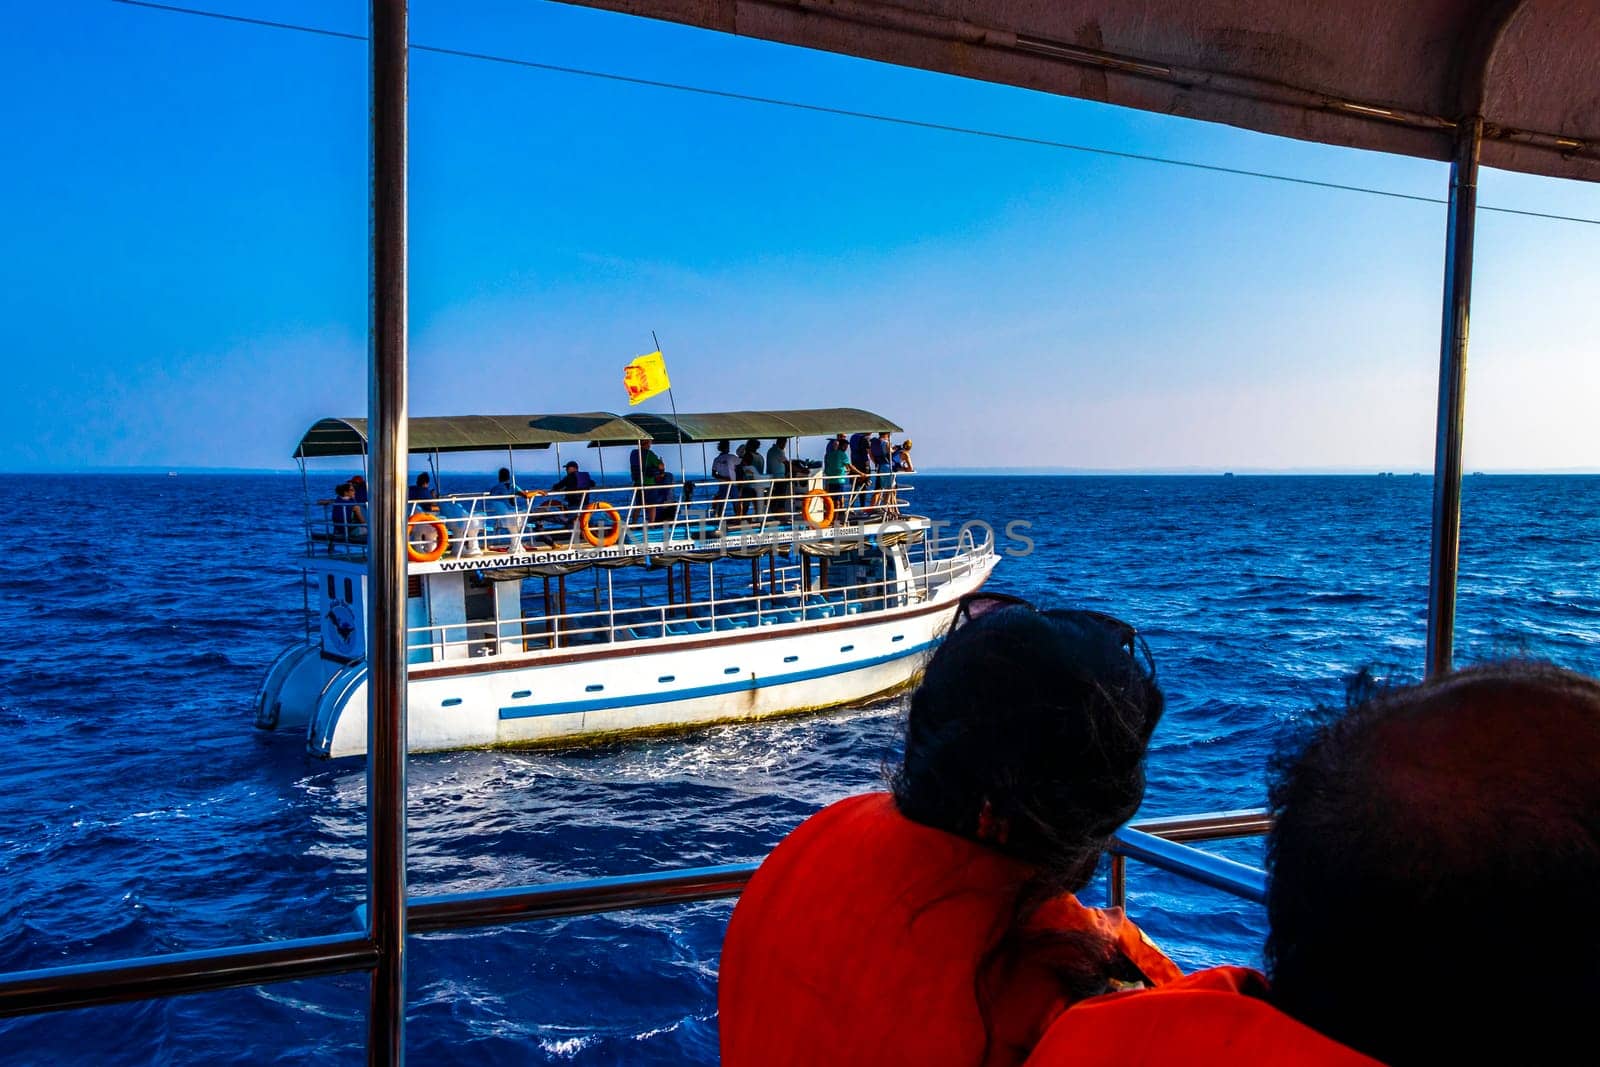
[1265,662,1600,1064]
[564,461,579,474]
[878,430,890,440]
[415,472,430,486]
[893,594,1164,888]
[350,474,365,487]
[717,439,731,454]
[903,439,912,451]
[745,438,760,452]
[498,467,512,482]
[773,437,787,451]
[335,482,353,499]
[833,432,847,448]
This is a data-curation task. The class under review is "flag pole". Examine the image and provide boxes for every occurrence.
[652,330,690,483]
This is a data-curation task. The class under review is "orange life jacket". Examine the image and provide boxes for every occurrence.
[1022,966,1383,1066]
[719,792,1181,1067]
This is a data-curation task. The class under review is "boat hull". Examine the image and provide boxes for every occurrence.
[258,556,993,757]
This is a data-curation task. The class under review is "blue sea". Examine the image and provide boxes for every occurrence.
[2,473,1597,1064]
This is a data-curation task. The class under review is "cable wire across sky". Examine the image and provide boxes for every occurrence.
[111,0,1599,227]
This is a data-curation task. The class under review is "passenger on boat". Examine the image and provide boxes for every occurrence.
[823,433,853,512]
[719,593,1178,1067]
[482,467,537,550]
[848,431,872,503]
[893,440,916,473]
[407,471,435,508]
[349,473,369,503]
[548,460,595,515]
[711,439,739,517]
[629,438,665,486]
[869,430,893,510]
[766,438,791,514]
[490,467,535,499]
[630,438,676,523]
[330,482,366,545]
[1025,661,1600,1067]
[736,441,766,517]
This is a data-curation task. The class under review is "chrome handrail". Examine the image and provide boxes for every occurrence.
[0,807,1269,1019]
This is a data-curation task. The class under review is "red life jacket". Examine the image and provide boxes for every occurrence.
[1023,966,1383,1066]
[719,792,1180,1067]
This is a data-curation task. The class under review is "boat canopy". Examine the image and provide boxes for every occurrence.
[294,413,645,458]
[622,408,901,444]
[295,408,900,457]
[566,0,1599,183]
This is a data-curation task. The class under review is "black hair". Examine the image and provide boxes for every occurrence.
[717,439,731,452]
[498,467,511,481]
[1265,661,1600,1065]
[891,605,1165,1032]
[416,472,429,484]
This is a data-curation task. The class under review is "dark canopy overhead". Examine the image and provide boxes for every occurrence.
[622,407,902,444]
[563,0,1599,182]
[293,413,644,458]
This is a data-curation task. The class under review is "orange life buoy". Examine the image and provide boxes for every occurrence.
[803,489,836,530]
[580,502,623,547]
[406,513,450,563]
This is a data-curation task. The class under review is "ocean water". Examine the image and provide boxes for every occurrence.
[1,472,1596,1064]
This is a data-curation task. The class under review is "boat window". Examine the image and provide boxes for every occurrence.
[407,576,423,598]
[343,578,354,604]
[326,574,335,600]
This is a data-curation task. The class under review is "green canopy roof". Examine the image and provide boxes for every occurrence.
[620,408,901,445]
[293,413,644,458]
[297,408,903,457]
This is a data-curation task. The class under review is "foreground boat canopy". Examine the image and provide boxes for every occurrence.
[294,408,900,457]
[563,0,1599,183]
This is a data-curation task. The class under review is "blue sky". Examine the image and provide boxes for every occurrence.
[2,0,1596,473]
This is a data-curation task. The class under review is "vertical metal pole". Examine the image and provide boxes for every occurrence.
[368,1,408,1063]
[1425,117,1482,678]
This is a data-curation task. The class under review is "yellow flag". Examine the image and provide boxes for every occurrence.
[624,350,671,406]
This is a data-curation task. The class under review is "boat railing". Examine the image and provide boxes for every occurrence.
[402,559,966,660]
[0,807,1268,1019]
[302,471,919,562]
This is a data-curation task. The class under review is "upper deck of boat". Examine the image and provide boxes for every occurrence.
[294,406,922,576]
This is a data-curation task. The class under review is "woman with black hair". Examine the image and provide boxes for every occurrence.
[719,594,1178,1066]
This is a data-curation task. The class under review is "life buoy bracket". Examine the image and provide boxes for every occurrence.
[581,502,623,547]
[406,513,450,563]
[803,489,836,530]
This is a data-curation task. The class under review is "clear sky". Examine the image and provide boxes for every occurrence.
[2,0,1596,473]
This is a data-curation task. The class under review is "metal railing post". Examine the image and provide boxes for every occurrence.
[1426,116,1483,678]
[368,1,409,1063]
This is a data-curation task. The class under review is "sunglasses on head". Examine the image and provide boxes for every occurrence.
[954,591,1156,681]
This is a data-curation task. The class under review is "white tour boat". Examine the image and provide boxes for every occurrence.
[255,408,998,757]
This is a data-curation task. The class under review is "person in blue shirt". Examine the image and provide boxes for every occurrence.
[869,431,894,511]
[546,460,596,523]
[408,471,436,507]
[330,482,367,546]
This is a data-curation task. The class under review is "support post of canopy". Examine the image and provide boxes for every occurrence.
[367,1,409,1062]
[1425,116,1483,678]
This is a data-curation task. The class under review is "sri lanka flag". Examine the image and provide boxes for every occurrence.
[624,350,672,406]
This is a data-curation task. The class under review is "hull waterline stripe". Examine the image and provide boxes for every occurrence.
[497,640,935,720]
